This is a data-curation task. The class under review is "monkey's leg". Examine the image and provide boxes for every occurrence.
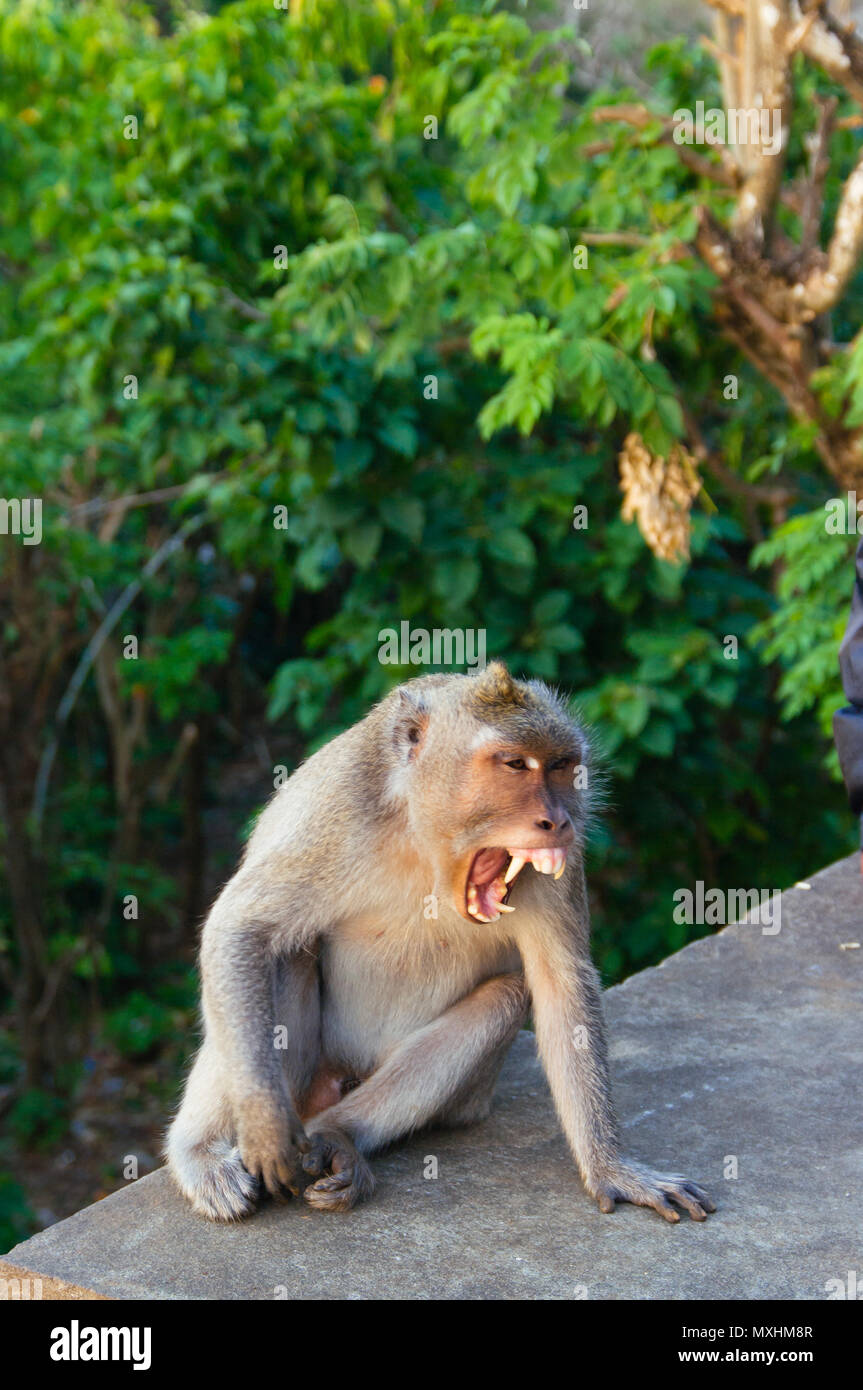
[166,936,321,1221]
[436,990,529,1127]
[165,1040,260,1222]
[301,971,527,1212]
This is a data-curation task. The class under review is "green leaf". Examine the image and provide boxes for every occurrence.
[532,590,570,624]
[384,497,424,543]
[342,521,382,568]
[432,557,481,605]
[656,394,684,437]
[377,417,418,458]
[486,527,537,568]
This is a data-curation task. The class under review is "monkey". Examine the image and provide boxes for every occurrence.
[166,661,714,1225]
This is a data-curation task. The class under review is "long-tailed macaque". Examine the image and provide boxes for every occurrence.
[166,662,714,1224]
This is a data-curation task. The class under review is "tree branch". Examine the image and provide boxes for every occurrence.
[32,514,207,829]
[682,402,795,505]
[223,290,269,322]
[796,142,863,312]
[797,2,863,106]
[730,1,792,250]
[800,94,837,255]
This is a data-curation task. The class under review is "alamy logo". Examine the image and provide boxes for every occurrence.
[378,622,486,669]
[824,492,863,533]
[824,1270,862,1299]
[673,882,781,934]
[0,1275,42,1299]
[0,497,42,545]
[673,101,782,156]
[50,1320,152,1370]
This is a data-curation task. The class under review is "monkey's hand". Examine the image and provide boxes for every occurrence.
[301,1126,376,1213]
[589,1160,715,1223]
[236,1093,310,1199]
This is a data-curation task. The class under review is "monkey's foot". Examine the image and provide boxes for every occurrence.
[185,1143,260,1222]
[591,1161,715,1223]
[301,1128,376,1213]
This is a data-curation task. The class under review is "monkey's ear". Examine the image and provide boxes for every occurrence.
[471,660,528,711]
[393,688,430,762]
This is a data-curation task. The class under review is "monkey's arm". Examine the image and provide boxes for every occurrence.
[519,885,714,1223]
[199,886,312,1198]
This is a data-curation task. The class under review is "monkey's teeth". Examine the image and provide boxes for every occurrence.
[504,856,525,884]
[504,847,567,880]
[469,847,567,920]
[466,882,498,923]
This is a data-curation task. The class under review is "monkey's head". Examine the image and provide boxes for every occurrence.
[385,661,589,925]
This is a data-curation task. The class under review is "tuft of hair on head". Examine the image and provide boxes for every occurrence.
[468,660,531,713]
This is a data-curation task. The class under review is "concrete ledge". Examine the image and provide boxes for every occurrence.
[4,854,862,1300]
[0,1259,108,1300]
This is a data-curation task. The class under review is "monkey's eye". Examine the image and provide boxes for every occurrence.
[548,757,571,772]
[504,757,527,771]
[407,727,421,745]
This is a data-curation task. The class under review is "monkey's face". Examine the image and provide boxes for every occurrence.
[389,661,586,922]
[389,663,587,925]
[451,741,580,924]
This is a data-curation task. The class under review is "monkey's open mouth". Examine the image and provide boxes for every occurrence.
[465,847,567,923]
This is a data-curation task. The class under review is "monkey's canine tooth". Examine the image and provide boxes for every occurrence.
[497,902,516,913]
[553,850,566,879]
[504,855,525,884]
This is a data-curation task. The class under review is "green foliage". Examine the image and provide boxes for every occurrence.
[0,2,858,1245]
[104,990,182,1058]
[0,1173,36,1251]
[7,1089,71,1149]
[0,0,852,963]
[752,509,853,749]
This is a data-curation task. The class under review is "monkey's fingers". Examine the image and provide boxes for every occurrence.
[594,1165,715,1223]
[682,1181,716,1214]
[309,1169,353,1192]
[260,1164,284,1199]
[239,1152,262,1182]
[303,1168,360,1213]
[645,1194,681,1223]
[671,1181,715,1220]
[669,1190,708,1222]
[258,1156,301,1199]
[648,1176,714,1222]
[301,1135,330,1178]
[301,1129,375,1213]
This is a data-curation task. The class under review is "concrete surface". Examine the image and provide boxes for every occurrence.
[3,853,862,1300]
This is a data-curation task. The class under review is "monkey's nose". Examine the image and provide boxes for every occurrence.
[535,814,571,834]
